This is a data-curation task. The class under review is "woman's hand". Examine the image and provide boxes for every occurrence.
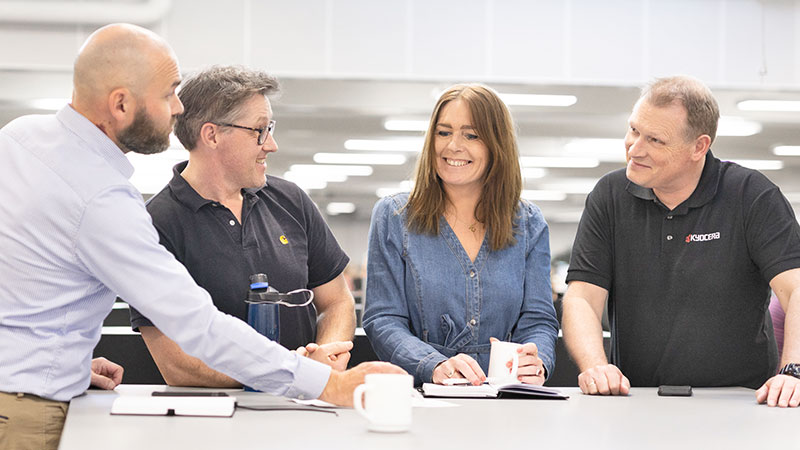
[432,353,486,385]
[514,341,545,385]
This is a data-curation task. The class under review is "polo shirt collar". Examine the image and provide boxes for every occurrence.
[56,105,134,179]
[168,161,213,212]
[167,161,267,211]
[625,150,720,214]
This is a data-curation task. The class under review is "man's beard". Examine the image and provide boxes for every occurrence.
[118,108,174,155]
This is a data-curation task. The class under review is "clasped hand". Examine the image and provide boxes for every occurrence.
[296,341,353,371]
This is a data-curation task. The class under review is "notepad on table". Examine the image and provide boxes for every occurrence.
[110,395,236,417]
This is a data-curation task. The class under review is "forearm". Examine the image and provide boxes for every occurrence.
[781,294,800,366]
[363,318,446,384]
[562,296,608,372]
[140,326,241,388]
[316,299,356,343]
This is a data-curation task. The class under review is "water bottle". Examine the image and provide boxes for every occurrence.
[245,273,280,392]
[246,273,280,342]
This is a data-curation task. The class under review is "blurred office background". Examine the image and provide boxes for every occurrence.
[1,0,800,286]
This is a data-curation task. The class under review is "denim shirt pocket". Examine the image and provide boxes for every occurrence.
[440,314,474,350]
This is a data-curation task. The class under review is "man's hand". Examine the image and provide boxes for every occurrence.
[578,363,630,395]
[296,341,353,371]
[756,374,800,407]
[431,354,486,386]
[90,357,124,390]
[317,361,407,406]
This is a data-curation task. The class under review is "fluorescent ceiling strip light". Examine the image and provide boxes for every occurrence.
[521,190,567,201]
[773,146,800,156]
[282,172,329,190]
[564,139,627,163]
[728,159,784,170]
[284,170,347,183]
[539,177,599,194]
[326,202,356,215]
[383,119,429,132]
[289,164,373,177]
[737,100,800,112]
[498,93,577,107]
[28,97,70,111]
[716,116,762,137]
[345,139,424,152]
[520,156,599,168]
[313,152,406,165]
[376,180,414,198]
[521,168,548,179]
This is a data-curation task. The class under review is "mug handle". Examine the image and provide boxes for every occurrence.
[353,383,373,421]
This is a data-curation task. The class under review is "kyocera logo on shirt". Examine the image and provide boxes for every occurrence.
[685,231,721,243]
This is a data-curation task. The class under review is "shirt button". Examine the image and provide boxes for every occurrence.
[470,319,477,326]
[666,215,673,220]
[666,235,673,241]
[469,270,475,278]
[229,220,236,226]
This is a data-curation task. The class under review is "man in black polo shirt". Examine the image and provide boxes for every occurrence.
[562,76,800,407]
[130,66,356,387]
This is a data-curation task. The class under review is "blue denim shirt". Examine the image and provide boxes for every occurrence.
[364,194,558,386]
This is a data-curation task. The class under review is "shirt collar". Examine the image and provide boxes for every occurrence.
[56,105,134,179]
[167,161,266,212]
[625,150,720,213]
[167,161,212,212]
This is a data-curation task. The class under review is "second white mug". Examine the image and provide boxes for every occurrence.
[353,373,414,432]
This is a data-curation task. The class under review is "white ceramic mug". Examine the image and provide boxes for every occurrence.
[487,340,521,384]
[352,373,413,432]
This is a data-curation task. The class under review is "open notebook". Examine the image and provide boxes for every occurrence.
[421,382,568,400]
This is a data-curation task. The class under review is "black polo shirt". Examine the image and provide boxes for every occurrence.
[567,151,800,388]
[130,161,349,351]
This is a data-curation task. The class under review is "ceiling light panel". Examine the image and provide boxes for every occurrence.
[313,153,407,165]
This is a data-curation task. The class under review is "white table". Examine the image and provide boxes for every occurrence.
[58,385,797,450]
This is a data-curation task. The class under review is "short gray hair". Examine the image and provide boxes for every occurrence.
[640,75,720,144]
[175,65,280,150]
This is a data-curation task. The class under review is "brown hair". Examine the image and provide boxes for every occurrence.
[406,84,522,251]
[641,75,720,144]
[175,65,280,150]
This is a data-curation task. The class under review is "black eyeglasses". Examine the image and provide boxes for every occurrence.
[213,119,276,145]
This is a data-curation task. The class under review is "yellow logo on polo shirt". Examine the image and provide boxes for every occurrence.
[279,235,289,245]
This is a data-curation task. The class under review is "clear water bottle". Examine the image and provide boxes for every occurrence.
[246,273,280,342]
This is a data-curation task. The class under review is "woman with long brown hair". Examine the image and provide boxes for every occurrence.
[363,84,558,386]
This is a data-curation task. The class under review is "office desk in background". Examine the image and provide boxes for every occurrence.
[59,385,797,450]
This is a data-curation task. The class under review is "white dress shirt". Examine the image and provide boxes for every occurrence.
[0,106,330,402]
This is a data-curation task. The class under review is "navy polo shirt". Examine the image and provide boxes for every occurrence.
[130,161,349,351]
[567,151,800,388]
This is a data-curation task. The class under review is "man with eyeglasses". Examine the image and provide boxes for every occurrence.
[129,65,358,388]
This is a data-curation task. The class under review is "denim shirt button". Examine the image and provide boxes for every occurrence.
[469,270,475,278]
[470,319,477,326]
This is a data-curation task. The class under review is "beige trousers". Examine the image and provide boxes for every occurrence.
[0,392,69,450]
